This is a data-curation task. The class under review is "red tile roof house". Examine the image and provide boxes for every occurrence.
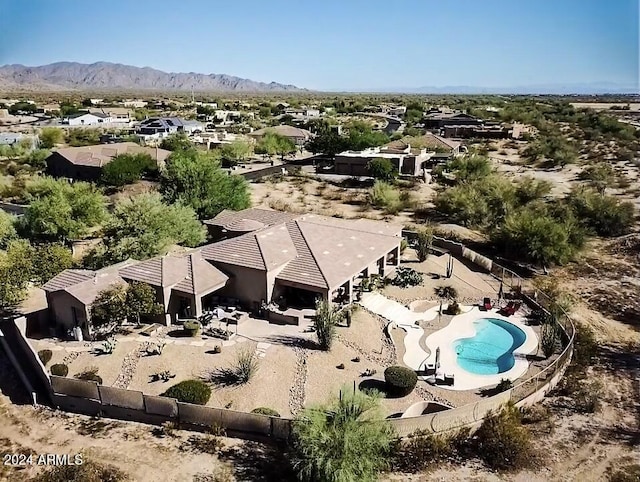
[41,209,402,337]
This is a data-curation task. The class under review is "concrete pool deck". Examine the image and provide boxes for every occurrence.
[421,306,539,391]
[359,292,539,392]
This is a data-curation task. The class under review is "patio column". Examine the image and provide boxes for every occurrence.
[347,279,353,303]
[194,295,203,319]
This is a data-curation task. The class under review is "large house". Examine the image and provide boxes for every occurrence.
[41,209,402,336]
[384,133,462,162]
[89,107,132,123]
[334,145,434,177]
[249,125,313,147]
[423,110,483,130]
[45,142,171,180]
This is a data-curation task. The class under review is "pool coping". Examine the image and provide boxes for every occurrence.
[420,306,539,391]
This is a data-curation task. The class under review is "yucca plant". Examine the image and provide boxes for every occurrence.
[291,386,395,482]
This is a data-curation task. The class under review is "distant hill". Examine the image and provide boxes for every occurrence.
[0,61,305,92]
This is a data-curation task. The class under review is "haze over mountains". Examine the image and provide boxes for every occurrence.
[0,61,304,92]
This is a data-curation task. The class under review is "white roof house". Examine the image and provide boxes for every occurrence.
[65,112,112,126]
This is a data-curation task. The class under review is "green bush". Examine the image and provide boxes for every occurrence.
[101,153,156,186]
[251,407,281,417]
[38,349,53,366]
[384,366,418,396]
[567,188,635,237]
[369,180,400,210]
[540,321,558,358]
[495,378,513,392]
[183,319,201,337]
[444,300,461,315]
[474,402,533,471]
[50,364,68,377]
[367,158,397,182]
[415,227,433,262]
[391,266,423,288]
[162,379,212,405]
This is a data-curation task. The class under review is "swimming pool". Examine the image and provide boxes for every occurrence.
[453,318,527,375]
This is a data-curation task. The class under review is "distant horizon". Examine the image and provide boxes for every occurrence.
[1,60,638,96]
[0,0,637,92]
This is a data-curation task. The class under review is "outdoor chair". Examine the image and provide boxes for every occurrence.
[482,297,492,311]
[444,373,455,386]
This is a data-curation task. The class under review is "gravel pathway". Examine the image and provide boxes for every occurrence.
[112,344,144,389]
[289,346,308,416]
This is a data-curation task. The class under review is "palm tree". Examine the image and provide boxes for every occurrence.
[434,285,458,317]
[291,387,395,482]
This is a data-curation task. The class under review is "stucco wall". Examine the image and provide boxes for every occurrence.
[48,291,88,332]
[213,263,267,307]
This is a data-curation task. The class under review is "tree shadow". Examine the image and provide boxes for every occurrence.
[218,441,297,482]
[167,329,192,338]
[202,368,243,387]
[263,334,321,351]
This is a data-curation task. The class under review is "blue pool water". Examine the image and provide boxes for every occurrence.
[453,318,527,375]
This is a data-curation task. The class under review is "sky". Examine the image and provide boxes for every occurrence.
[0,0,638,91]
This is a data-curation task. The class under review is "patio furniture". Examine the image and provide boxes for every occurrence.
[444,373,455,386]
[499,301,521,316]
[482,297,492,311]
[424,362,436,375]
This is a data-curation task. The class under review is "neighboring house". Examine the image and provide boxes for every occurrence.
[136,117,204,142]
[41,209,402,334]
[64,112,112,126]
[122,99,148,108]
[423,111,483,130]
[192,131,240,148]
[283,107,321,118]
[45,142,171,181]
[385,133,462,162]
[248,125,313,147]
[89,107,133,123]
[334,145,434,177]
[443,123,512,139]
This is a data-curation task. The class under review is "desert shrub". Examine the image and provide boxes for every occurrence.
[391,266,423,288]
[390,429,454,473]
[251,407,281,417]
[572,323,598,369]
[415,226,433,262]
[33,460,127,482]
[473,402,533,471]
[101,153,156,186]
[384,366,418,396]
[233,347,259,383]
[183,319,201,337]
[446,154,492,182]
[540,321,558,358]
[369,180,401,211]
[50,363,68,377]
[291,387,394,482]
[608,463,640,482]
[567,188,635,237]
[38,349,53,366]
[162,379,211,405]
[74,367,103,384]
[314,299,341,351]
[212,345,222,354]
[367,157,397,182]
[573,379,603,413]
[400,238,408,253]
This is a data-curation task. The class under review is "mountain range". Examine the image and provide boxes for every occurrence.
[0,61,304,92]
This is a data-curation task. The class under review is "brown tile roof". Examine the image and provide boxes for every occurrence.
[173,253,228,295]
[248,125,312,139]
[42,269,95,292]
[52,142,171,168]
[385,133,460,152]
[277,216,401,289]
[202,209,402,291]
[201,221,297,271]
[119,253,227,295]
[65,270,126,305]
[204,208,296,229]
